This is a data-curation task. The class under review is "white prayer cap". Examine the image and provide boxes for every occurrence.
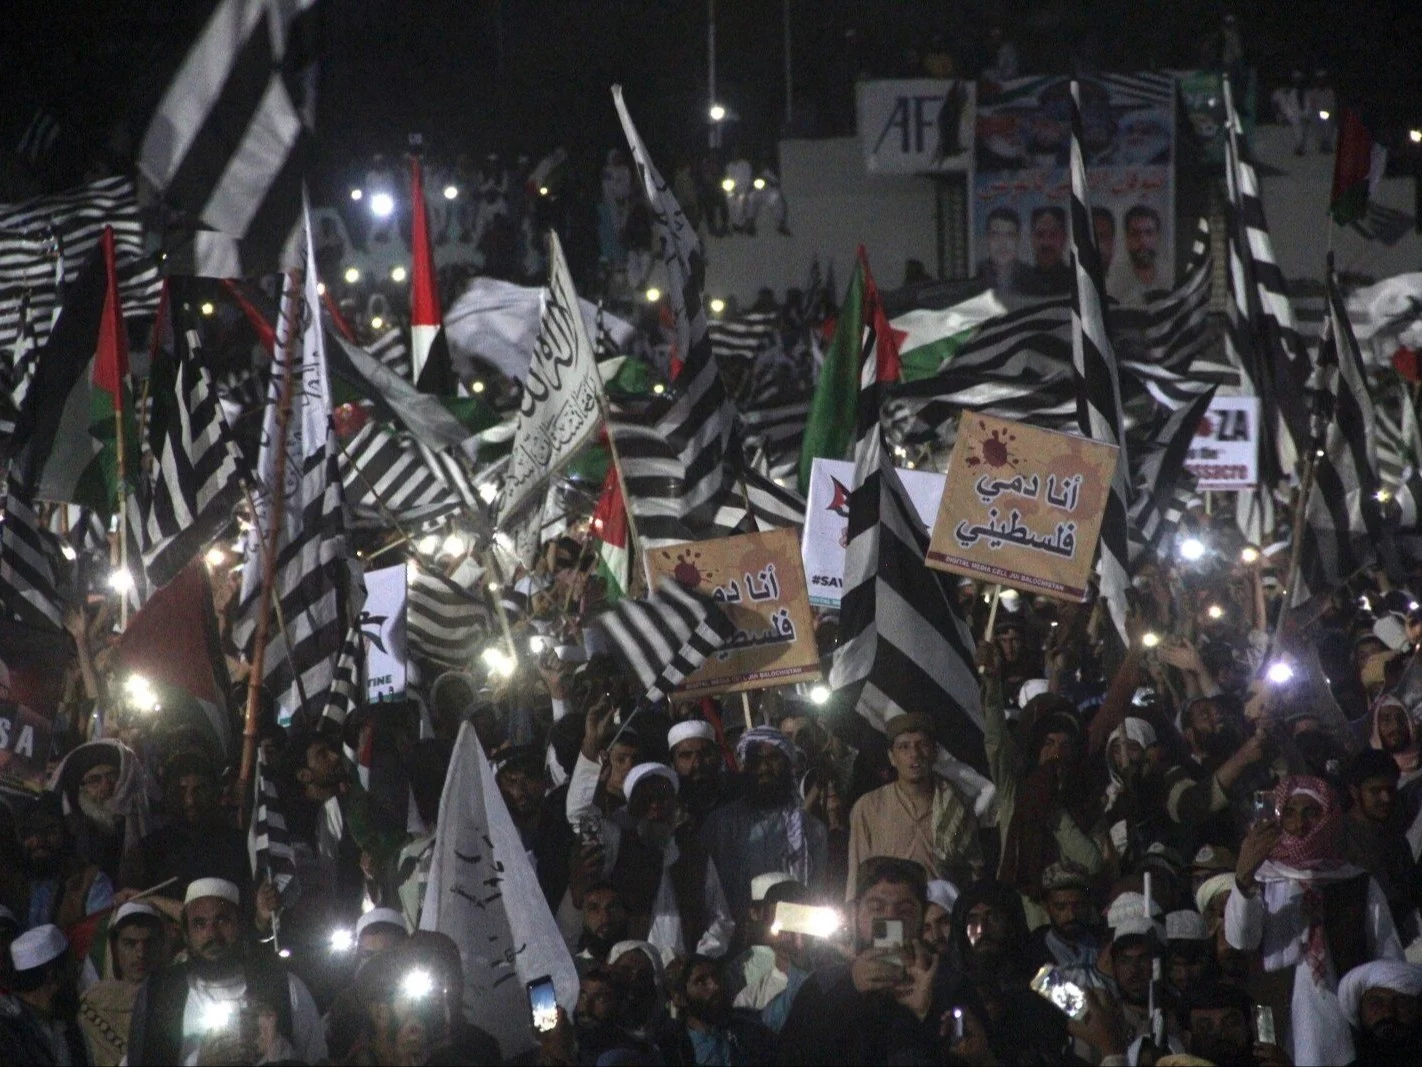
[184,878,241,907]
[113,902,161,928]
[11,924,67,972]
[1106,891,1164,941]
[1165,910,1208,942]
[751,872,796,902]
[1375,612,1411,652]
[1194,873,1236,917]
[1017,679,1050,708]
[926,879,960,913]
[1338,960,1422,1027]
[623,762,678,800]
[355,907,409,939]
[667,720,717,752]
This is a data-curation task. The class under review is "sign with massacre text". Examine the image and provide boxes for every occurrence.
[646,527,821,694]
[926,414,1119,601]
[1185,395,1259,490]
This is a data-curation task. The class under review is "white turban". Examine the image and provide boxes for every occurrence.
[667,720,716,752]
[1195,873,1236,917]
[926,879,960,913]
[1338,960,1422,1027]
[623,762,679,801]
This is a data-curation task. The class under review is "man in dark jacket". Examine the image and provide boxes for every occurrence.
[0,925,89,1066]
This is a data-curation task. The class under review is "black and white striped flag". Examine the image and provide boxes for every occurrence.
[0,176,161,354]
[606,421,698,549]
[612,87,736,529]
[1222,75,1311,484]
[0,472,66,631]
[407,558,492,670]
[1293,269,1387,605]
[248,746,299,904]
[233,215,363,722]
[0,291,37,437]
[588,579,735,704]
[319,622,365,728]
[137,282,246,589]
[709,310,780,364]
[139,0,319,277]
[741,399,810,482]
[1128,388,1216,561]
[1067,81,1132,646]
[827,259,987,772]
[338,422,464,529]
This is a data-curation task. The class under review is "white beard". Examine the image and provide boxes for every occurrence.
[78,792,121,835]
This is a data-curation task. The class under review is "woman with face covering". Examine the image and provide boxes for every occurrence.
[1227,775,1405,1065]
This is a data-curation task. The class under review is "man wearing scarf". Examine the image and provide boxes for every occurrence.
[701,727,827,919]
[1337,959,1422,1065]
[1227,775,1404,1065]
[77,902,168,1065]
[846,713,983,897]
[50,740,150,885]
[565,761,734,962]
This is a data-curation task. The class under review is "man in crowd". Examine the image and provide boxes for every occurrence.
[1341,748,1422,939]
[702,727,828,918]
[494,743,575,906]
[77,902,168,1065]
[1030,860,1100,968]
[847,713,983,896]
[668,719,729,828]
[54,741,146,885]
[0,925,89,1065]
[1022,205,1071,295]
[18,795,114,931]
[1338,959,1422,1064]
[568,879,630,963]
[667,954,775,1065]
[125,877,326,1064]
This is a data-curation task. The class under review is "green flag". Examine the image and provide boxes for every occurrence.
[797,259,865,494]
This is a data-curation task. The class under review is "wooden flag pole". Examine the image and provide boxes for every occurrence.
[239,270,304,817]
[982,583,1003,640]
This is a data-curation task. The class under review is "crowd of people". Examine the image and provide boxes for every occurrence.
[5,479,1422,1066]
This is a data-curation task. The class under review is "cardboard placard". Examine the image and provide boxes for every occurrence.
[645,527,820,695]
[802,458,946,608]
[1186,396,1259,490]
[926,414,1119,601]
[364,564,408,702]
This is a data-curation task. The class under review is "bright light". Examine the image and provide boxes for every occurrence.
[1266,661,1295,685]
[1411,129,1422,144]
[530,635,549,654]
[1179,537,1206,562]
[477,482,498,504]
[1141,632,1161,649]
[109,569,134,593]
[200,301,215,317]
[482,646,516,679]
[753,177,766,190]
[317,282,326,295]
[1377,488,1393,503]
[1240,546,1260,564]
[205,547,226,568]
[330,928,355,953]
[125,675,153,701]
[418,534,440,555]
[709,298,726,314]
[402,969,436,1000]
[538,186,550,196]
[370,192,395,218]
[1318,110,1331,121]
[1207,604,1225,620]
[442,533,467,556]
[1412,601,1420,612]
[443,184,459,200]
[370,315,385,330]
[390,265,408,283]
[709,104,727,122]
[652,383,666,395]
[471,380,486,394]
[344,267,361,284]
[809,684,831,705]
[350,188,364,201]
[60,543,77,561]
[278,948,291,959]
[720,177,736,193]
[200,1001,235,1032]
[645,287,662,302]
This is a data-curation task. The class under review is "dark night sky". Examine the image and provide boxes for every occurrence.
[7,0,1422,196]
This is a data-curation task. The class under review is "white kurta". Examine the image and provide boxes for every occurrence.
[565,754,734,963]
[1225,861,1402,1066]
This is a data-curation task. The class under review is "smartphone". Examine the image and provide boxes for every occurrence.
[1250,790,1277,825]
[771,902,843,938]
[576,816,602,848]
[527,975,559,1034]
[1254,1005,1276,1045]
[952,1007,965,1041]
[872,918,905,949]
[1030,965,1089,1021]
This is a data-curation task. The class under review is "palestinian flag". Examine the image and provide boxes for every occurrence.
[797,256,866,494]
[409,156,458,395]
[591,466,629,600]
[1330,108,1386,226]
[90,228,138,514]
[892,288,1007,381]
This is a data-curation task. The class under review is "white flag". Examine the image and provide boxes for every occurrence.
[495,231,603,556]
[420,721,578,1059]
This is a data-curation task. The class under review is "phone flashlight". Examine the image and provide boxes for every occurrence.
[1178,537,1206,562]
[1207,604,1224,620]
[1265,661,1294,685]
[402,969,436,1000]
[329,928,355,953]
[953,1007,965,1040]
[1240,546,1260,564]
[1141,632,1161,649]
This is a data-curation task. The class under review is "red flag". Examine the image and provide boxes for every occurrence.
[409,156,456,394]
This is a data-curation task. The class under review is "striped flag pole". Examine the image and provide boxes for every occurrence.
[238,268,305,822]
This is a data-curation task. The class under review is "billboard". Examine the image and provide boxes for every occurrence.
[973,73,1177,307]
[857,80,975,174]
